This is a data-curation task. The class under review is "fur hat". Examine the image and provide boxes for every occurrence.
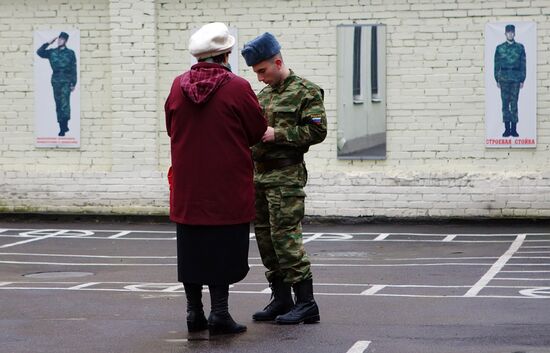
[241,32,281,66]
[59,32,69,40]
[188,22,235,59]
[505,24,515,33]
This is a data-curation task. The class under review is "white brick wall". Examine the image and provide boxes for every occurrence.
[1,0,549,218]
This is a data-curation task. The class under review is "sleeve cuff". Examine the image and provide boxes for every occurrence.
[274,127,286,142]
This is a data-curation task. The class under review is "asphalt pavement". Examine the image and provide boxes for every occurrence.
[1,219,549,353]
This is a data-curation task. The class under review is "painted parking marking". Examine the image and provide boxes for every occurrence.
[0,260,498,267]
[0,230,77,249]
[107,231,132,239]
[373,233,389,241]
[1,280,549,299]
[501,270,550,273]
[360,285,386,296]
[0,252,177,259]
[1,228,548,245]
[464,234,526,297]
[443,234,457,242]
[304,233,323,243]
[346,340,371,353]
[519,287,550,298]
[2,229,549,299]
[68,282,101,290]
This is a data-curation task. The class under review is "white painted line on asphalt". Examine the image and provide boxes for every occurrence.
[0,229,7,234]
[107,231,132,239]
[0,281,522,289]
[464,233,526,297]
[303,233,323,243]
[2,281,550,299]
[68,282,101,290]
[522,246,550,249]
[0,252,177,259]
[493,278,550,281]
[443,234,457,242]
[516,251,550,254]
[360,285,386,296]
[0,260,174,266]
[0,260,494,267]
[501,270,550,273]
[0,233,59,249]
[309,263,493,267]
[165,339,189,343]
[505,263,550,266]
[0,282,12,287]
[389,256,498,261]
[162,284,184,292]
[346,340,371,353]
[1,285,545,299]
[0,235,518,243]
[261,287,271,294]
[518,287,550,298]
[373,233,389,241]
[0,228,176,233]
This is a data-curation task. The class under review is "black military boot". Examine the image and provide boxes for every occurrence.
[252,278,294,321]
[510,122,519,137]
[183,283,207,332]
[502,122,511,137]
[208,285,246,335]
[275,279,320,325]
[58,122,65,137]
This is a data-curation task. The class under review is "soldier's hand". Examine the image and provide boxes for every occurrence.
[262,127,275,143]
[520,82,524,89]
[70,85,75,92]
[50,37,58,45]
[497,82,500,89]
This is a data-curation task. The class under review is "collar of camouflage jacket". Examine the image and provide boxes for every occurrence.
[272,69,296,93]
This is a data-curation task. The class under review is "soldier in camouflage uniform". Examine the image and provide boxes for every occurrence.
[37,32,77,137]
[242,33,327,325]
[494,24,525,138]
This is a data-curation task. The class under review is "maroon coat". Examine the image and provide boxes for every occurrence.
[165,62,266,225]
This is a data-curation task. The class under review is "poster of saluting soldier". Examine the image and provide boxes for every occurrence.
[34,30,80,148]
[485,22,536,148]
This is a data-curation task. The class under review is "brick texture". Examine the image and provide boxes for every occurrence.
[0,0,549,218]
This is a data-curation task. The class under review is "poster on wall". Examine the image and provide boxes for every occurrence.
[485,22,536,148]
[34,29,80,148]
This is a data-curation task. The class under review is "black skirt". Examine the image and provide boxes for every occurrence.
[176,223,250,285]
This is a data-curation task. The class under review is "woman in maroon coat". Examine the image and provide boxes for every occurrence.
[165,22,266,335]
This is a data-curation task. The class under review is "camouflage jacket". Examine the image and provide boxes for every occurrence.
[37,43,77,86]
[253,70,327,162]
[494,41,526,83]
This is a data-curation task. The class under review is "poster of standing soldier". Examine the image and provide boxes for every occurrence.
[34,30,80,148]
[485,22,536,148]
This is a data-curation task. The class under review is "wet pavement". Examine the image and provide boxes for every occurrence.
[1,220,549,353]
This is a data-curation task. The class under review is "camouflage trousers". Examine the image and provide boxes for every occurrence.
[254,185,312,285]
[52,82,71,124]
[500,81,520,123]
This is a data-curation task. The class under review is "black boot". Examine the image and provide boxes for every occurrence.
[208,285,246,335]
[183,283,207,332]
[510,122,519,137]
[58,122,65,137]
[275,279,320,325]
[252,278,294,321]
[502,122,511,137]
